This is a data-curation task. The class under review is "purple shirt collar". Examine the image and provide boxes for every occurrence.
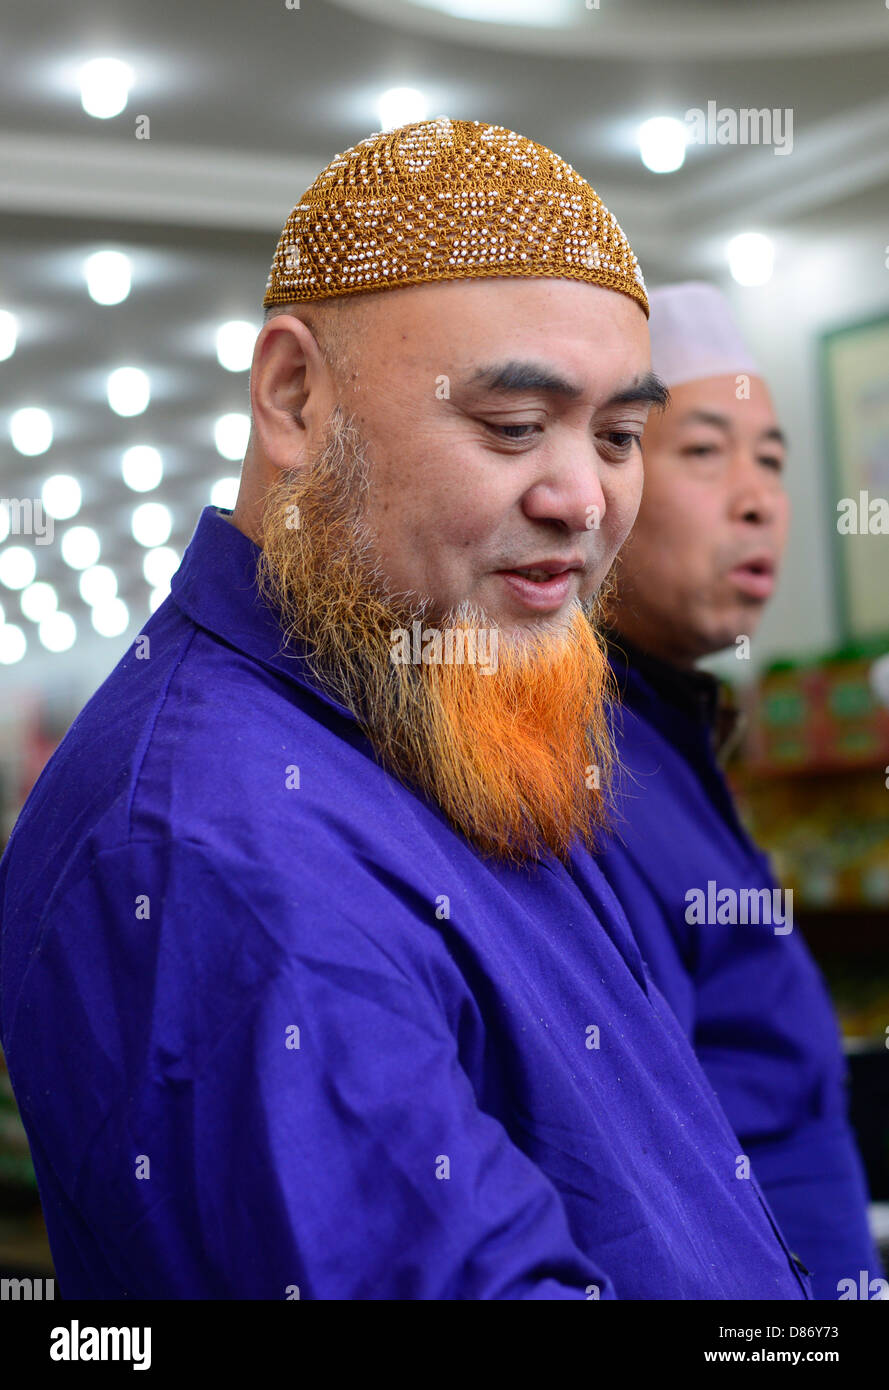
[169,505,358,725]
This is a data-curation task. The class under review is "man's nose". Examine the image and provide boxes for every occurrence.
[521,453,608,535]
[729,449,781,525]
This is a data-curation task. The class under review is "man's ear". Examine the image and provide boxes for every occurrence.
[249,314,331,472]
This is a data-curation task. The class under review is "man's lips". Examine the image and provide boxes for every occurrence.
[495,560,582,612]
[727,556,776,599]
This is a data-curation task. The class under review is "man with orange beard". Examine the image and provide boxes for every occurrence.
[0,121,812,1299]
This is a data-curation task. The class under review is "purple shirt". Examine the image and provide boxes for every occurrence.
[598,640,881,1299]
[0,507,811,1299]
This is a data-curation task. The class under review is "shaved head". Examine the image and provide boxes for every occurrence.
[262,296,371,384]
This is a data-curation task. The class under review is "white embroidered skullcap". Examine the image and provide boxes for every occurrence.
[648,281,759,388]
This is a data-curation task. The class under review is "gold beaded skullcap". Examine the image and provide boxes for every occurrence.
[263,117,648,317]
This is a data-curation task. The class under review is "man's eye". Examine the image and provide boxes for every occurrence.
[604,432,642,452]
[760,455,784,473]
[486,422,540,440]
[682,444,719,457]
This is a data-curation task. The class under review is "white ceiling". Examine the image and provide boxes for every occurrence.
[1,0,888,698]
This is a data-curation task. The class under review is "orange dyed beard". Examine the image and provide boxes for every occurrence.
[255,406,616,864]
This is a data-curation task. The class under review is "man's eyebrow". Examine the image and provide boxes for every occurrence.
[677,409,788,447]
[462,360,670,410]
[464,360,583,398]
[677,409,731,432]
[603,372,670,411]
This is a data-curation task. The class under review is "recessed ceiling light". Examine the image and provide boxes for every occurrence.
[216,320,257,372]
[408,0,575,24]
[0,623,26,664]
[80,58,133,120]
[0,310,18,362]
[638,117,688,174]
[79,565,118,606]
[20,581,58,623]
[60,526,101,570]
[91,598,130,637]
[214,413,250,461]
[39,611,76,652]
[131,502,172,548]
[377,87,428,131]
[0,546,37,590]
[107,367,150,417]
[42,474,82,521]
[142,546,179,589]
[210,477,239,510]
[84,250,132,306]
[10,407,53,456]
[121,445,163,492]
[727,232,774,286]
